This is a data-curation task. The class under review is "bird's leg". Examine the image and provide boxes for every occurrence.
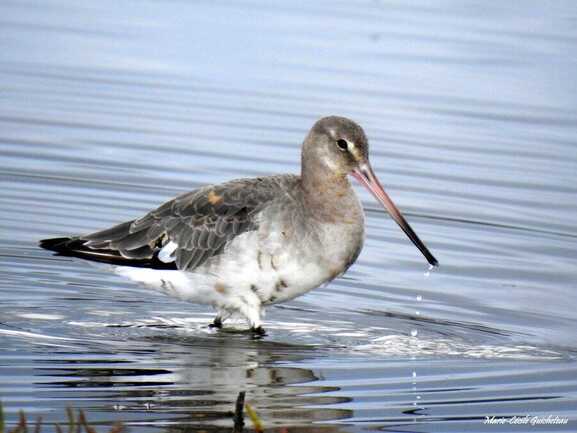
[250,325,266,337]
[209,316,223,329]
[209,310,231,329]
[236,295,265,336]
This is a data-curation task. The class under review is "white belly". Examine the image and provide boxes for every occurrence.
[114,230,333,310]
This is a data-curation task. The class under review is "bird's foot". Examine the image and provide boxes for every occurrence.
[250,326,266,338]
[208,317,223,329]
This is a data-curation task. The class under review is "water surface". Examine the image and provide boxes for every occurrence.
[1,0,577,431]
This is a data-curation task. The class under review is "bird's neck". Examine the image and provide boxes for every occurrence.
[300,164,359,223]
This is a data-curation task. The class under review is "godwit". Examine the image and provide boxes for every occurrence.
[41,116,438,335]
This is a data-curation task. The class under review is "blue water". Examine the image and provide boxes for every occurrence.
[1,1,577,431]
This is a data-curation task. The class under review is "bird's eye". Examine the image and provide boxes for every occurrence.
[336,139,348,151]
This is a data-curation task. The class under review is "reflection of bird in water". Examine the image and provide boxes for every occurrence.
[40,116,437,335]
[37,335,351,429]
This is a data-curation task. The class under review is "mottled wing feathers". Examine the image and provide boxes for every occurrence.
[41,177,288,271]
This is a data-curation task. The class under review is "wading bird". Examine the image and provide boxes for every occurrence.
[41,116,438,335]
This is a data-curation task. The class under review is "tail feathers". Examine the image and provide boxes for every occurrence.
[39,236,176,269]
[39,237,82,253]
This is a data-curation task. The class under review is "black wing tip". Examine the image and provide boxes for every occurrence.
[39,237,79,253]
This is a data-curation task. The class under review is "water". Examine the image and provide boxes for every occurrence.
[1,0,577,431]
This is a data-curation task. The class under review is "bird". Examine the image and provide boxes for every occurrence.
[40,116,438,336]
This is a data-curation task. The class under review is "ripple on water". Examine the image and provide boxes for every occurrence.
[2,0,577,431]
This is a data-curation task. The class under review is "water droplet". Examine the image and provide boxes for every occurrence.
[424,263,437,277]
[410,329,418,337]
[416,295,422,302]
[416,395,421,400]
[415,310,421,316]
[412,371,417,378]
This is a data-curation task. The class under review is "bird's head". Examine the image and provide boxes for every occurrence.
[303,116,438,267]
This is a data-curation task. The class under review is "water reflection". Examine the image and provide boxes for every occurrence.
[22,335,351,430]
[2,0,577,431]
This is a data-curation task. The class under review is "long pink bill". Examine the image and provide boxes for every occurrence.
[351,163,438,267]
